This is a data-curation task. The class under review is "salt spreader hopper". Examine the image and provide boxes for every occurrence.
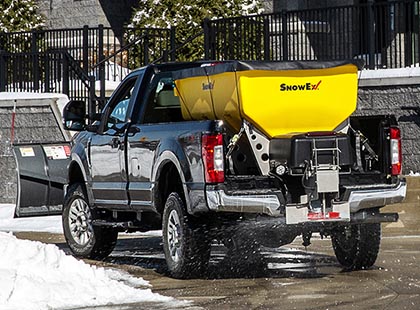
[174,60,362,138]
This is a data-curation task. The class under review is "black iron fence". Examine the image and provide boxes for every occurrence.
[204,0,420,69]
[0,25,175,113]
[0,50,96,113]
[1,1,420,113]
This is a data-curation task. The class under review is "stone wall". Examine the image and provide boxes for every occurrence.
[357,83,420,174]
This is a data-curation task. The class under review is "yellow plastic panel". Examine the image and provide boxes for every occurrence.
[208,72,241,130]
[238,64,358,138]
[175,63,359,138]
[175,75,215,121]
[175,71,242,130]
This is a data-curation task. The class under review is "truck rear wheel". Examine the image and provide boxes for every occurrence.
[62,183,118,260]
[331,222,381,270]
[162,192,210,279]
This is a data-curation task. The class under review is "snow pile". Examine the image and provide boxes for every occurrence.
[0,205,184,309]
[0,232,174,310]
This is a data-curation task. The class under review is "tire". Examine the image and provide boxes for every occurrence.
[162,192,211,279]
[331,223,381,270]
[62,183,118,260]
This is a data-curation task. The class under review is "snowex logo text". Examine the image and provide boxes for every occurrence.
[280,80,322,91]
[202,81,215,90]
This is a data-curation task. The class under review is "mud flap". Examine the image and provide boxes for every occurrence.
[13,142,71,217]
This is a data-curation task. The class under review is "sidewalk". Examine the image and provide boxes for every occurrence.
[383,176,420,236]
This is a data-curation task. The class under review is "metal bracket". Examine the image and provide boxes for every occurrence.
[243,120,270,175]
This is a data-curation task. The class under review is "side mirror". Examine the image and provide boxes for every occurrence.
[63,100,87,131]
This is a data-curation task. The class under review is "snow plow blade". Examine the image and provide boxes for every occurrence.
[13,142,71,217]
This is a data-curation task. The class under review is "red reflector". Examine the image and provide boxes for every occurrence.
[64,145,71,157]
[328,212,340,219]
[202,134,225,183]
[308,212,325,220]
[308,211,341,220]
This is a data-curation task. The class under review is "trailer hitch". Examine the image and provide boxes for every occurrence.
[351,210,399,224]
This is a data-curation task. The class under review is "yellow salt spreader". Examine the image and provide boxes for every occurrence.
[174,60,366,224]
[174,60,361,139]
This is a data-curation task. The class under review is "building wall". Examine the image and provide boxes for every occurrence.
[37,0,139,38]
[272,0,356,11]
[261,1,361,62]
[38,0,108,28]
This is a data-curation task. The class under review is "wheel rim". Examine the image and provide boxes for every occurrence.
[167,209,182,263]
[68,198,94,246]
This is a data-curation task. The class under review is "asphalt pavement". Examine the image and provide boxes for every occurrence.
[14,177,420,310]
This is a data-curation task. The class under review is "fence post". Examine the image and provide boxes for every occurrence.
[61,52,70,96]
[203,18,211,60]
[31,30,40,91]
[98,24,105,105]
[263,19,270,60]
[88,75,96,121]
[44,53,50,93]
[62,53,69,96]
[83,25,89,75]
[0,50,6,92]
[281,10,289,61]
[416,2,420,67]
[367,0,376,69]
[143,29,149,65]
[404,2,414,67]
[170,27,176,61]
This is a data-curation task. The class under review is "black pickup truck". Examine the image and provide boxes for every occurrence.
[61,60,406,278]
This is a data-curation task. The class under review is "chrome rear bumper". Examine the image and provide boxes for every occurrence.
[345,179,407,212]
[206,179,407,218]
[206,190,281,216]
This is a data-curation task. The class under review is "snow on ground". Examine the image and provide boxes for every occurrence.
[0,204,177,310]
[0,232,175,310]
[0,204,63,234]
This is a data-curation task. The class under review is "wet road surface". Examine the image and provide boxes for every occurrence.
[16,221,420,309]
[13,179,420,310]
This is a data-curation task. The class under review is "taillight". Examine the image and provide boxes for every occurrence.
[390,127,402,175]
[202,133,225,183]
